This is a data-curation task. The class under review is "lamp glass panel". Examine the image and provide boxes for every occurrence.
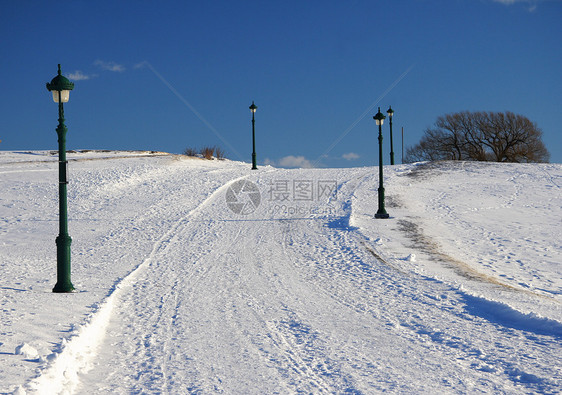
[52,90,70,103]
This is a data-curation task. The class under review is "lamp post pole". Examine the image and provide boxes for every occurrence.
[374,107,389,219]
[250,101,258,170]
[387,106,395,165]
[402,126,404,164]
[47,64,75,293]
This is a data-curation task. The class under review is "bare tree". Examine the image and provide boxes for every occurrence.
[405,111,550,163]
[477,111,550,162]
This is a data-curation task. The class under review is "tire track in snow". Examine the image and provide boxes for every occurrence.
[232,228,335,393]
[82,219,248,393]
[155,224,247,393]
[232,221,383,393]
[244,174,413,392]
[73,168,277,393]
[74,165,284,393]
[24,171,258,394]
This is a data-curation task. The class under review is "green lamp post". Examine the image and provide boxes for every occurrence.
[373,107,389,219]
[387,106,395,165]
[249,101,258,170]
[46,64,75,293]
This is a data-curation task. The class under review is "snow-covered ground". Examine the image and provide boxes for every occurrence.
[1,150,560,394]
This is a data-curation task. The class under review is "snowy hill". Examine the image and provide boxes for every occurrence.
[1,151,560,394]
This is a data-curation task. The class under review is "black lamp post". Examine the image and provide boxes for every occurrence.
[249,101,258,170]
[387,106,395,165]
[46,64,75,293]
[373,107,389,219]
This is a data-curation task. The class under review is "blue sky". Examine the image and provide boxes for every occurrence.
[1,0,561,167]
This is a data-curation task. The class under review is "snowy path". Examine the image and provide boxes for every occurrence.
[1,152,560,394]
[73,167,562,393]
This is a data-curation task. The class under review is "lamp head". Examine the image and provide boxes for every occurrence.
[373,107,386,126]
[46,64,74,103]
[386,106,394,119]
[249,101,257,113]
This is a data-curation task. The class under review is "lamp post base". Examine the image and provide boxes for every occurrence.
[53,234,75,293]
[53,282,76,293]
[251,153,257,170]
[375,185,389,219]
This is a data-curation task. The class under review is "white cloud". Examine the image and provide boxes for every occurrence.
[278,155,314,168]
[491,0,543,12]
[492,0,537,4]
[491,0,543,8]
[94,60,125,72]
[342,152,360,161]
[67,71,96,81]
